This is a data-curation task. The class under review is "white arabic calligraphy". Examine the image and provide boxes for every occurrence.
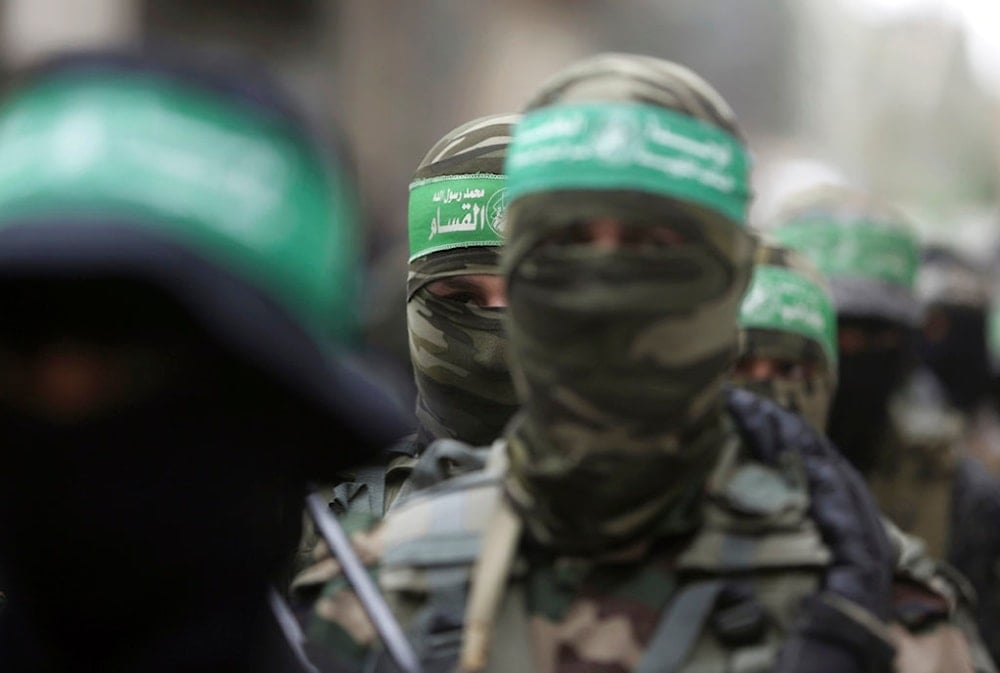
[428,201,489,239]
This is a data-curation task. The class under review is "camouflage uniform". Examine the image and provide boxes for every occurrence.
[0,51,409,673]
[294,54,900,673]
[733,239,996,672]
[771,186,1000,666]
[329,114,521,519]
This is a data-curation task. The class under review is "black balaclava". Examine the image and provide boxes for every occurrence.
[917,245,991,414]
[0,280,316,673]
[827,318,914,473]
[771,185,923,475]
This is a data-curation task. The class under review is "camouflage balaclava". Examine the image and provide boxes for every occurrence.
[733,239,838,431]
[500,54,756,552]
[770,186,920,471]
[407,114,520,447]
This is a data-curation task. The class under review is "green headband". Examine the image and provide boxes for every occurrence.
[0,72,359,342]
[408,174,507,262]
[504,102,751,224]
[739,264,838,365]
[773,218,919,290]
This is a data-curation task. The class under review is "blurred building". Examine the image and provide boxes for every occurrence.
[782,1,1000,256]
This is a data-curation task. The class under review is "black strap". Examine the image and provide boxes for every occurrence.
[331,464,389,517]
[634,579,724,673]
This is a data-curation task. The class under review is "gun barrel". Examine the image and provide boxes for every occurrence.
[305,490,423,673]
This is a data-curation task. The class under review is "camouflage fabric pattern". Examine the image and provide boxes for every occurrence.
[408,246,519,447]
[291,433,994,673]
[770,184,923,328]
[733,240,838,431]
[499,53,757,551]
[406,114,521,447]
[293,437,840,673]
[504,409,731,553]
[407,246,504,300]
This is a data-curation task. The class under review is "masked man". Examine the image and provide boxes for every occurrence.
[0,50,409,673]
[733,238,996,673]
[771,186,1000,666]
[294,53,900,673]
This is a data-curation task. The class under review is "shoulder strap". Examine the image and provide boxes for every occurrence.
[634,579,726,673]
[330,463,389,517]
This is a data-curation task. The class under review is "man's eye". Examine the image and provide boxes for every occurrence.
[442,292,478,304]
[732,357,754,376]
[623,228,685,248]
[773,362,797,378]
[539,225,589,247]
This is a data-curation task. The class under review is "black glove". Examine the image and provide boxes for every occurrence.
[728,388,897,673]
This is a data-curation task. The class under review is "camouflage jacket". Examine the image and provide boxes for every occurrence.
[297,456,995,673]
[293,389,912,673]
[294,432,428,579]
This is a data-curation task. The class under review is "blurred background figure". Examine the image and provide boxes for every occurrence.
[733,237,997,673]
[918,244,992,414]
[771,186,933,479]
[771,184,1000,666]
[732,237,839,432]
[0,49,410,673]
[917,244,1000,472]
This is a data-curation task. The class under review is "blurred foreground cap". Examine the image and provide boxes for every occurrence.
[0,49,412,468]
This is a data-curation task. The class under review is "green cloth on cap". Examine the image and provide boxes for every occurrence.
[0,72,360,343]
[505,102,751,224]
[408,174,506,261]
[772,218,919,291]
[739,264,837,365]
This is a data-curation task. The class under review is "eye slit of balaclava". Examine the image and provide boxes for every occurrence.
[533,217,691,250]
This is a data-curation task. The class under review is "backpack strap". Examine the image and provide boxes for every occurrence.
[635,579,726,673]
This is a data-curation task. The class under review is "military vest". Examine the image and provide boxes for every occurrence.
[370,406,832,672]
